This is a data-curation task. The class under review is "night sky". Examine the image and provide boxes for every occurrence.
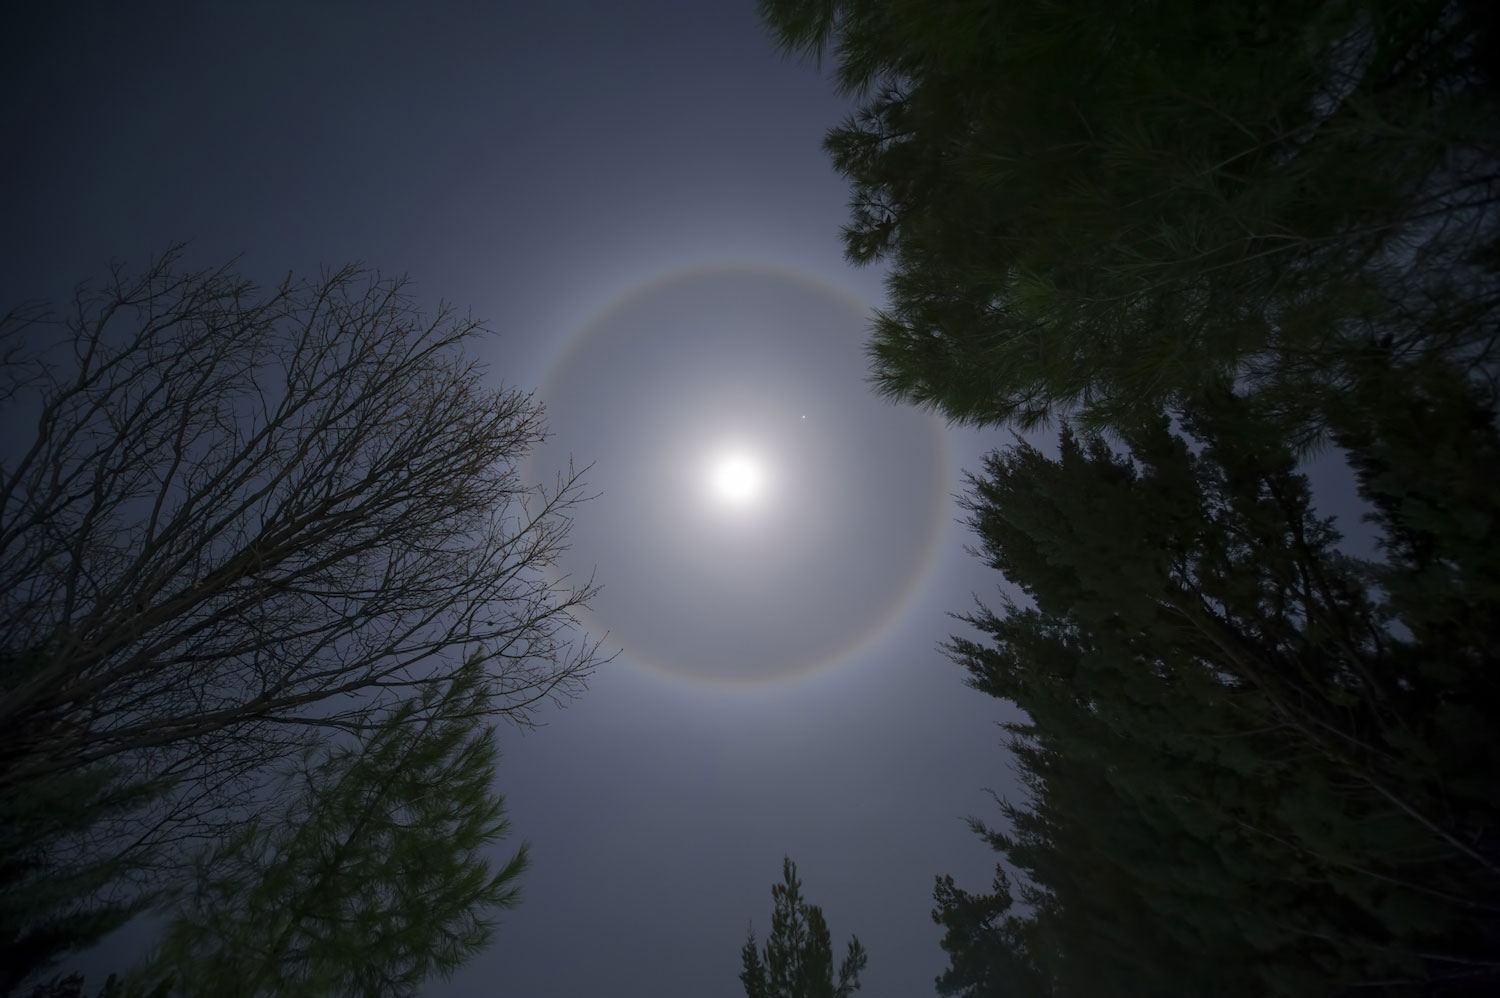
[2,3,1026,996]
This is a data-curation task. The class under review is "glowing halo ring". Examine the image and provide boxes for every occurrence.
[524,262,952,689]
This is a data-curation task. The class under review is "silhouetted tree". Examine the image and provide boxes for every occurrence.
[0,249,602,988]
[934,390,1500,994]
[0,752,173,995]
[759,3,1499,993]
[760,0,1500,434]
[741,858,867,998]
[930,867,1047,998]
[129,655,528,998]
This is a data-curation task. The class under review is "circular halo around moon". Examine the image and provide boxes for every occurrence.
[528,266,949,687]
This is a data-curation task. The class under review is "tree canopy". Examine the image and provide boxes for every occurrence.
[0,250,601,988]
[761,1,1500,991]
[133,656,528,998]
[741,858,867,998]
[761,0,1500,433]
[934,389,1499,994]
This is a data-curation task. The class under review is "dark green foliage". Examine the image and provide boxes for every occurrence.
[761,0,1500,432]
[762,1,1500,992]
[933,394,1500,995]
[0,761,170,995]
[741,858,867,998]
[26,973,168,998]
[129,656,528,998]
[930,868,1048,998]
[1,644,176,995]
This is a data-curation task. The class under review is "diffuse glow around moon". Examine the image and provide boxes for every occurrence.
[527,265,950,687]
[706,448,767,509]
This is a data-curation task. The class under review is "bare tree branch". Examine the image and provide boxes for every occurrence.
[0,247,605,850]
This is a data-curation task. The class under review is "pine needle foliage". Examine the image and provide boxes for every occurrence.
[0,756,173,995]
[934,388,1500,995]
[760,0,1500,434]
[741,858,868,998]
[761,2,1500,993]
[133,656,528,998]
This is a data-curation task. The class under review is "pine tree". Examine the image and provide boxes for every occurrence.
[131,656,529,998]
[741,858,867,998]
[0,643,176,995]
[934,394,1500,994]
[760,0,1500,434]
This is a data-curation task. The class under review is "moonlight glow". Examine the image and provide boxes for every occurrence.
[708,451,765,508]
[528,266,949,686]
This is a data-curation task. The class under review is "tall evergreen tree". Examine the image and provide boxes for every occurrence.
[760,0,1500,433]
[741,858,867,998]
[0,757,172,996]
[933,393,1500,994]
[129,655,528,998]
[0,640,180,996]
[758,2,1500,993]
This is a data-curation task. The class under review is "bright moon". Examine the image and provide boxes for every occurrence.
[708,452,764,507]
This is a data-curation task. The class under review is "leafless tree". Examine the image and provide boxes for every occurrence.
[0,247,602,844]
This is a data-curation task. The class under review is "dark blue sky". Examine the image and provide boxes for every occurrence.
[2,2,1028,995]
